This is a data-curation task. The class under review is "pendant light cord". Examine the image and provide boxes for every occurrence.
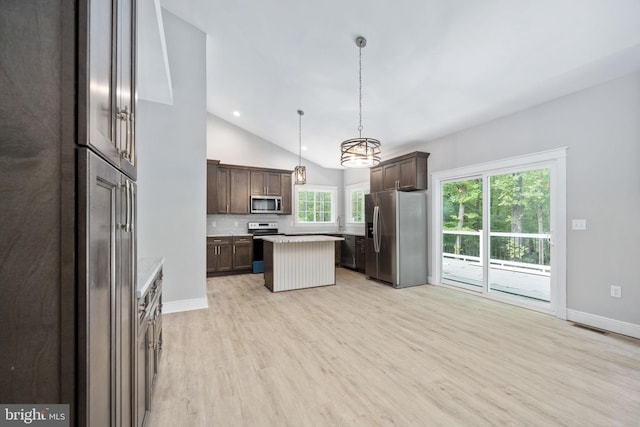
[297,109,303,165]
[299,113,302,164]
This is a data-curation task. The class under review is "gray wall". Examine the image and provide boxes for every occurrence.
[140,9,638,328]
[137,10,207,307]
[396,71,640,326]
[207,114,344,234]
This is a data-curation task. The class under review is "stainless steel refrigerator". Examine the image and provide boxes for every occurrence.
[365,190,428,288]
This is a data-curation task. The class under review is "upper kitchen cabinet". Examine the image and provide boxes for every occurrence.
[370,151,429,192]
[280,173,292,215]
[251,170,282,196]
[80,0,137,179]
[207,162,293,215]
[207,160,220,214]
[210,166,249,214]
[229,168,251,213]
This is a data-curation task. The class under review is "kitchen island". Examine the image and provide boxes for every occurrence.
[262,235,344,292]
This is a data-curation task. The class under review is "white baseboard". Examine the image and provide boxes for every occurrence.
[163,297,209,314]
[567,309,640,339]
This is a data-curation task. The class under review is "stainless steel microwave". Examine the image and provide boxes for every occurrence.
[250,195,282,214]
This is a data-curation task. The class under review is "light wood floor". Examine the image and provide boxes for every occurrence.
[147,268,640,426]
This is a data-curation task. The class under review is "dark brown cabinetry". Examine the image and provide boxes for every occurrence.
[281,174,292,215]
[207,236,253,275]
[370,152,429,193]
[251,171,282,196]
[216,166,229,213]
[206,161,293,215]
[206,160,220,214]
[1,0,138,424]
[229,169,251,214]
[81,0,137,179]
[232,236,253,270]
[135,320,150,427]
[207,236,233,273]
[78,148,136,426]
[355,236,366,273]
[135,261,163,427]
[370,166,383,194]
[209,166,251,214]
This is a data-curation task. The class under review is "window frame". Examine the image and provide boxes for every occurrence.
[344,182,369,225]
[294,185,338,226]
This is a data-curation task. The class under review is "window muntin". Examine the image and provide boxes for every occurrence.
[296,186,337,224]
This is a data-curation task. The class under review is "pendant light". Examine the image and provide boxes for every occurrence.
[294,109,306,185]
[340,36,381,168]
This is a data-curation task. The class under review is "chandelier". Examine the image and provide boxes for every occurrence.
[340,36,381,168]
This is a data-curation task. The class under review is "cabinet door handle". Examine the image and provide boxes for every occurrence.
[116,106,130,158]
[127,180,133,232]
[119,183,127,229]
[129,112,135,165]
[233,245,236,254]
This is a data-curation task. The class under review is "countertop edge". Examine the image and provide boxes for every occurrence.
[136,257,165,299]
[262,235,345,243]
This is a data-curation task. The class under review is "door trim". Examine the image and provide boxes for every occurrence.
[431,148,567,319]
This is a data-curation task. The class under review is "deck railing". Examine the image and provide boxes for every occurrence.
[442,230,550,276]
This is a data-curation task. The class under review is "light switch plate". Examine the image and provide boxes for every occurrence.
[572,219,587,230]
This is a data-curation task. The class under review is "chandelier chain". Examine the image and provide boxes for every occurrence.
[358,42,363,137]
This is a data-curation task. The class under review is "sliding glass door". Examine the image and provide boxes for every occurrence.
[488,169,551,303]
[441,178,483,290]
[435,149,566,316]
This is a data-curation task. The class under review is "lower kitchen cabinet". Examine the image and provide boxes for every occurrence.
[232,235,253,270]
[135,258,164,427]
[355,236,366,273]
[207,235,253,276]
[207,236,233,273]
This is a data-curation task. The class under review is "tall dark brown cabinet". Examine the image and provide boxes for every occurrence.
[0,0,138,425]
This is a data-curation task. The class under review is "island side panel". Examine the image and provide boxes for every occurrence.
[264,240,274,291]
[272,241,336,292]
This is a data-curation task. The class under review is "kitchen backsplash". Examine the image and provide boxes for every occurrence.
[207,214,365,236]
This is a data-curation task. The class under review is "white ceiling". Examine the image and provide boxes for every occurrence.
[155,0,640,169]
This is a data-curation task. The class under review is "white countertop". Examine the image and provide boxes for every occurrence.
[207,233,252,237]
[136,257,164,299]
[261,235,344,243]
[284,231,365,237]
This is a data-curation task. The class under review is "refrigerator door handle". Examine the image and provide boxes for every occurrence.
[373,205,380,253]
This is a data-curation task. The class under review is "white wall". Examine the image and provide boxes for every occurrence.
[137,10,207,310]
[396,71,640,328]
[207,114,344,234]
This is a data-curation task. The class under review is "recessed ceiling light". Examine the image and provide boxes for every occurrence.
[233,111,240,117]
[302,146,308,151]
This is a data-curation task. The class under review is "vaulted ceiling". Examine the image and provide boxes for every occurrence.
[148,0,640,169]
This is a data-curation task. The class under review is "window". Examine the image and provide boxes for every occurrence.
[345,182,369,224]
[296,186,337,224]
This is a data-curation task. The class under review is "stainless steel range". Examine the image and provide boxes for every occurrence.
[247,222,281,273]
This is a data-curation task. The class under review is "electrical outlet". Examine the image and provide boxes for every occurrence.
[610,285,622,298]
[233,221,238,227]
[211,221,216,227]
[572,219,587,230]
